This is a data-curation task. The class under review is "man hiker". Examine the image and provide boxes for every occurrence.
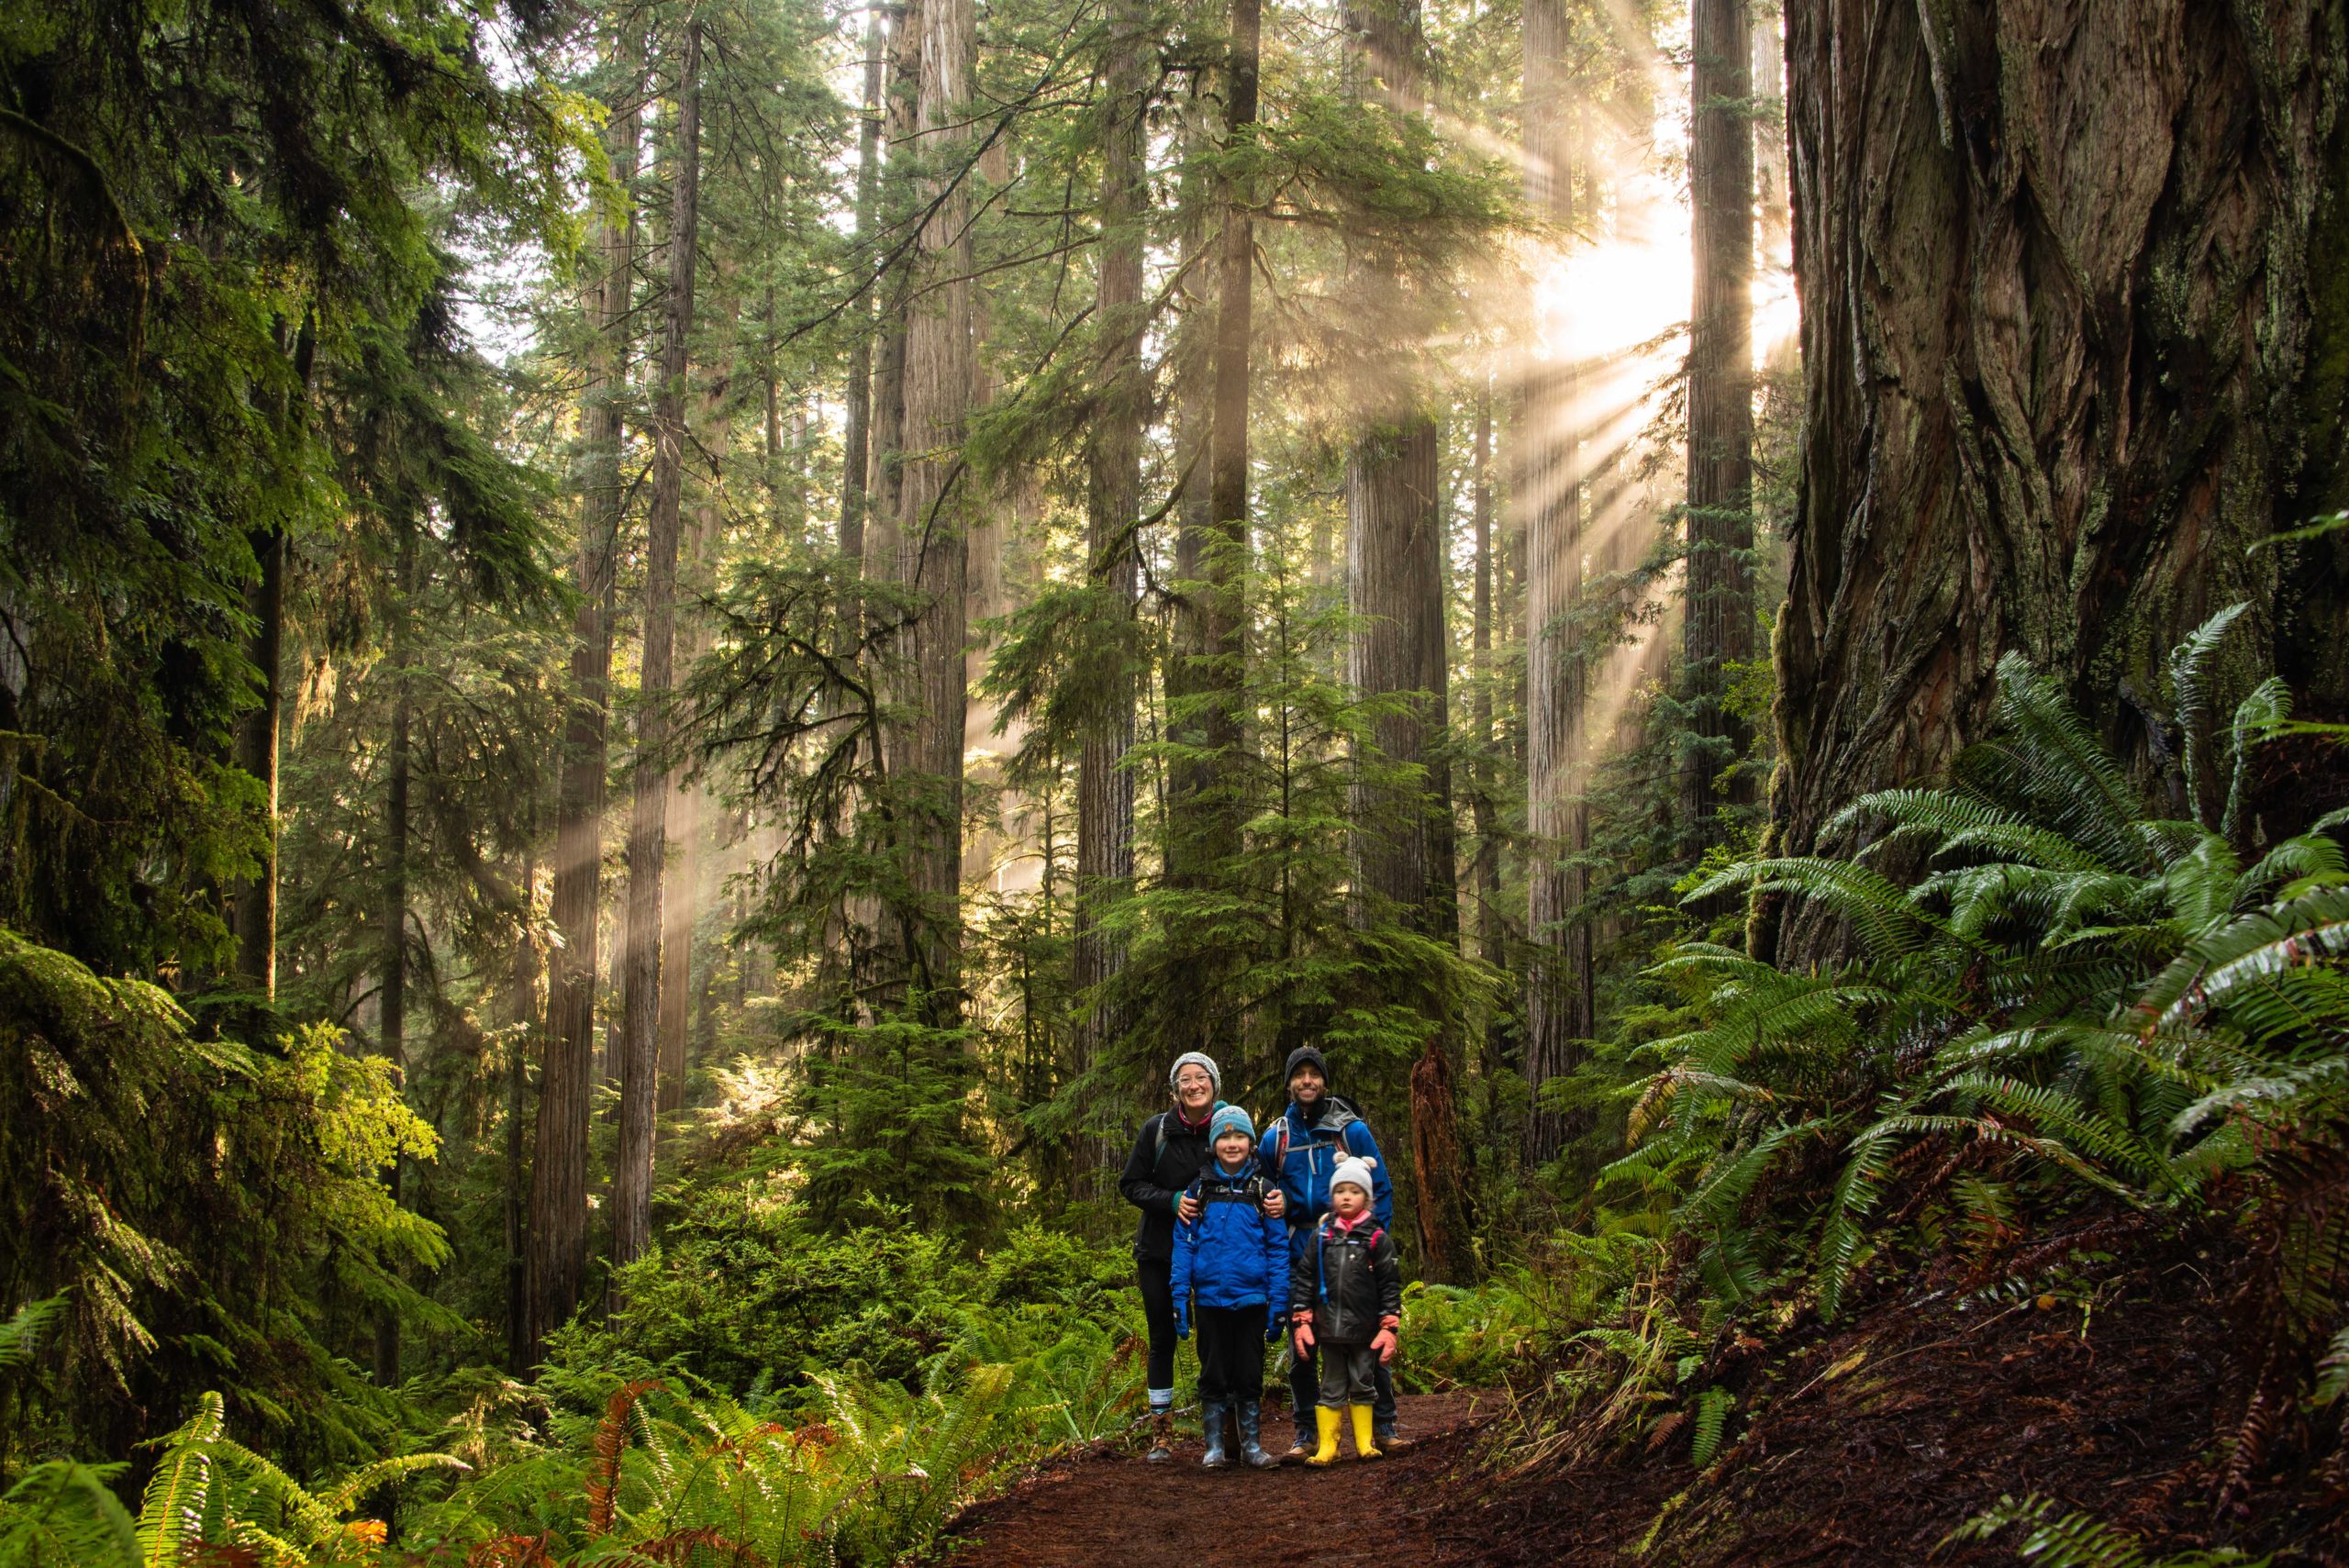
[1258,1045,1405,1457]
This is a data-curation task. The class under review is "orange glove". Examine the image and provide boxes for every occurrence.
[1371,1317,1399,1364]
[1292,1311,1316,1354]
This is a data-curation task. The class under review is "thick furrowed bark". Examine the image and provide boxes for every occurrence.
[1682,0,1756,855]
[880,0,974,1028]
[1766,0,2347,963]
[613,17,702,1286]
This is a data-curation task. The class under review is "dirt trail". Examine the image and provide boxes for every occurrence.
[934,1393,1502,1567]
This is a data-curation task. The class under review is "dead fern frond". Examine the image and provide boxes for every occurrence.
[585,1378,664,1537]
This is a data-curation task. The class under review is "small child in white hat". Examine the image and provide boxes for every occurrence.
[1287,1155,1401,1463]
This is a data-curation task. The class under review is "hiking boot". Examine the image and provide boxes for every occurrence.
[1200,1400,1230,1469]
[1143,1409,1174,1462]
[1373,1420,1411,1453]
[1238,1401,1276,1469]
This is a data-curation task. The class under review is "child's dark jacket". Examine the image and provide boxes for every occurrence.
[1288,1211,1402,1343]
[1171,1159,1290,1333]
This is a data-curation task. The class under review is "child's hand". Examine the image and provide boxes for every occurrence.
[1370,1326,1398,1364]
[1292,1313,1315,1353]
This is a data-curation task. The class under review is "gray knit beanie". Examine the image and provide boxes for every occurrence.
[1167,1051,1221,1096]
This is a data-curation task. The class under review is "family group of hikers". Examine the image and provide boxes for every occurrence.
[1119,1045,1406,1470]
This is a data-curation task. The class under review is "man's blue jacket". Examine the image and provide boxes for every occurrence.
[1256,1096,1393,1265]
[1171,1158,1290,1334]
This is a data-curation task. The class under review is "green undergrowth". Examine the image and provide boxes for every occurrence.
[1463,610,2349,1555]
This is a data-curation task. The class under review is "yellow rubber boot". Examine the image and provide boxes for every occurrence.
[1308,1406,1343,1466]
[1351,1404,1383,1461]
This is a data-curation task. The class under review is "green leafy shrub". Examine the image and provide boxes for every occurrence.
[0,931,451,1474]
[576,1191,1138,1415]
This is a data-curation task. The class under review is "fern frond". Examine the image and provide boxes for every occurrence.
[2170,602,2254,826]
[1689,1387,1733,1468]
[314,1451,468,1517]
[1979,655,2152,872]
[0,1462,141,1568]
[1684,1119,1825,1229]
[0,1296,64,1370]
[2135,888,2349,1029]
[1948,1491,2265,1565]
[2221,676,2291,843]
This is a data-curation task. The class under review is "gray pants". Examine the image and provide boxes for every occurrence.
[1316,1340,1380,1407]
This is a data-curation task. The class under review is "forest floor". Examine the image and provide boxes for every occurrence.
[933,1391,1500,1567]
[933,1214,2344,1566]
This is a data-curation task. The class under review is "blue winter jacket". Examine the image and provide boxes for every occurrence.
[1170,1158,1291,1335]
[1257,1096,1394,1267]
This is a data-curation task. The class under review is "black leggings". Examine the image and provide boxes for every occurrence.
[1196,1304,1268,1403]
[1136,1255,1178,1394]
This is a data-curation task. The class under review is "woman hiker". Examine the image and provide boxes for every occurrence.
[1119,1049,1284,1461]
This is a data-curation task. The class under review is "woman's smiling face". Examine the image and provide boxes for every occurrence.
[1173,1064,1215,1112]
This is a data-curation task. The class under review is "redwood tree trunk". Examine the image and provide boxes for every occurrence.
[1338,0,1473,1279]
[613,16,701,1282]
[1766,0,2348,963]
[1682,0,1756,856]
[1468,396,1502,965]
[838,4,885,590]
[1074,0,1149,1120]
[657,293,733,1118]
[1520,0,1595,1168]
[884,0,975,1026]
[1166,0,1258,893]
[529,26,640,1361]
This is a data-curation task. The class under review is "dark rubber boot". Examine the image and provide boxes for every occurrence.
[1239,1401,1275,1469]
[1143,1409,1174,1462]
[1200,1400,1230,1468]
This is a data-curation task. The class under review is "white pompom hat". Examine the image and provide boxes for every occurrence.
[1330,1155,1377,1199]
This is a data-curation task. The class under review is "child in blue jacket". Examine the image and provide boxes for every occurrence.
[1173,1104,1290,1469]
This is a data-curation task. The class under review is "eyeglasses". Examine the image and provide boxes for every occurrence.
[1174,1071,1214,1087]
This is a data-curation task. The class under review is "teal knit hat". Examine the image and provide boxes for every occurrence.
[1208,1105,1255,1144]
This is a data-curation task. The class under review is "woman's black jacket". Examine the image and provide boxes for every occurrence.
[1119,1110,1215,1262]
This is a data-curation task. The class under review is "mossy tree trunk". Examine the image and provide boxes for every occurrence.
[1765,0,2349,962]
